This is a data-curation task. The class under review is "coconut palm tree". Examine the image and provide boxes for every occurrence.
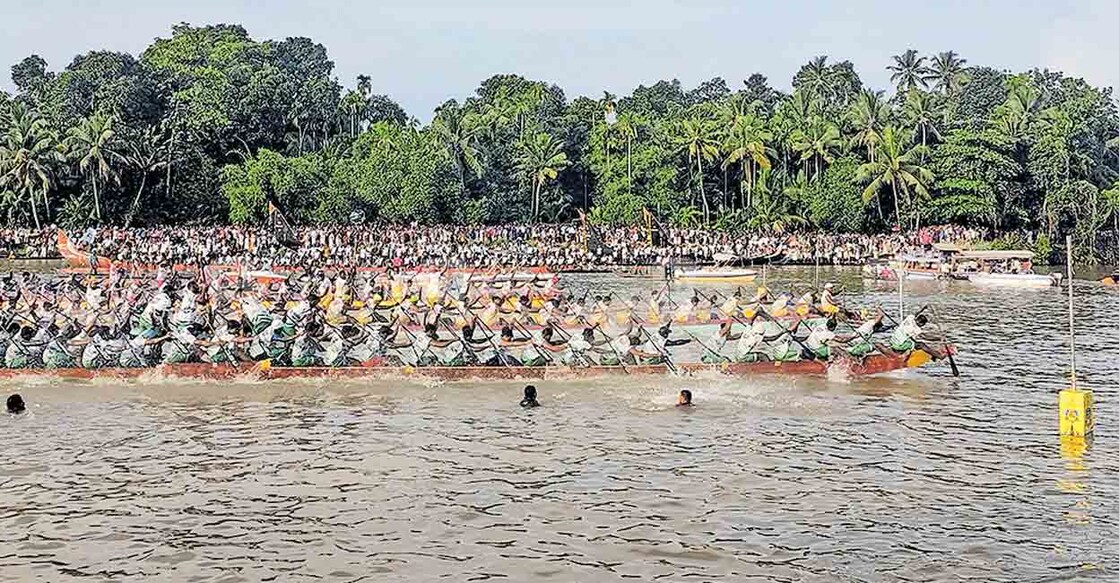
[66,113,121,221]
[857,126,933,231]
[888,49,931,94]
[790,120,842,182]
[341,90,365,137]
[614,111,645,189]
[432,103,483,199]
[991,77,1040,143]
[0,103,59,227]
[515,131,569,221]
[672,117,721,224]
[123,126,169,227]
[928,51,968,94]
[848,89,892,163]
[799,56,833,100]
[721,113,773,209]
[903,90,941,152]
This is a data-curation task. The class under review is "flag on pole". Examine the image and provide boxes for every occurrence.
[267,200,299,249]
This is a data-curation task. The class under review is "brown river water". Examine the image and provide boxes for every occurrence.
[1,268,1117,582]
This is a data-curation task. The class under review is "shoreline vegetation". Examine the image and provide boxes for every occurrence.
[1,24,1118,264]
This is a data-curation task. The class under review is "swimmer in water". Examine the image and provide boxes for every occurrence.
[676,389,693,407]
[7,393,26,414]
[520,385,540,408]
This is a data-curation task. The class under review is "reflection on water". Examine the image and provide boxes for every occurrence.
[1,268,1117,582]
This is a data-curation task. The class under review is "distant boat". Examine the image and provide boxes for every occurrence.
[674,268,758,284]
[955,250,1061,288]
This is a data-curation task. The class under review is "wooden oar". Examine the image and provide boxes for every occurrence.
[927,304,960,377]
[700,289,813,357]
[577,316,629,373]
[511,319,554,366]
[447,300,512,368]
[547,321,594,368]
[606,293,679,374]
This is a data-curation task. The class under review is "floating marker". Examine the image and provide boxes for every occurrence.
[1059,388,1094,438]
[1058,235,1094,439]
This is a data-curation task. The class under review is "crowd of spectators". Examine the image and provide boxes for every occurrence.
[1,224,989,270]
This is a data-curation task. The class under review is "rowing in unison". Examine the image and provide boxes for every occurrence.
[0,269,955,378]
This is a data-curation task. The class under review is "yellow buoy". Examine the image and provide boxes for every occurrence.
[1059,388,1094,438]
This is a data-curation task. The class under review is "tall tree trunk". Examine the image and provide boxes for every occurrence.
[697,156,709,225]
[92,177,101,222]
[626,136,632,191]
[166,124,176,202]
[125,172,149,228]
[532,178,541,222]
[747,161,754,211]
[29,190,40,229]
[891,181,902,232]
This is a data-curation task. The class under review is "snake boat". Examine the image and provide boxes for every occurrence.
[0,349,949,382]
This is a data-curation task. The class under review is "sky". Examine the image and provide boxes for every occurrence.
[1,0,1115,119]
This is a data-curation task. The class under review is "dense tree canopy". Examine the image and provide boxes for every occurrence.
[3,24,1119,260]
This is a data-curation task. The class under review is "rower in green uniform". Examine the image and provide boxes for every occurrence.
[702,322,738,363]
[43,325,84,369]
[731,315,767,363]
[5,327,45,369]
[879,313,950,359]
[802,318,838,360]
[289,320,325,367]
[836,310,884,359]
[760,316,800,362]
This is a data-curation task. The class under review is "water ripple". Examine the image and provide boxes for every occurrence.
[1,269,1118,581]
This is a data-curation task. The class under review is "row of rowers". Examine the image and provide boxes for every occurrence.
[2,274,946,368]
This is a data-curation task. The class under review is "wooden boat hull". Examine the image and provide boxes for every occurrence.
[0,350,943,382]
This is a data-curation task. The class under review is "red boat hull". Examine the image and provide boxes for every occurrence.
[0,351,941,382]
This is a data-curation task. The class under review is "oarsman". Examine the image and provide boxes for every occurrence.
[719,291,741,321]
[818,283,840,316]
[43,325,86,369]
[5,326,46,369]
[702,321,740,363]
[629,330,669,365]
[673,295,699,323]
[836,310,884,359]
[878,313,951,360]
[793,290,816,317]
[801,318,838,360]
[732,314,769,362]
[494,325,531,366]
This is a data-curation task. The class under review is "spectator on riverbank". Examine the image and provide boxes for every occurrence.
[4,223,988,270]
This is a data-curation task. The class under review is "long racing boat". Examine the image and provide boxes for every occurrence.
[0,349,949,382]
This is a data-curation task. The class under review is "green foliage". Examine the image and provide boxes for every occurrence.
[223,148,332,224]
[325,123,455,223]
[807,156,864,232]
[928,128,1021,226]
[0,28,1117,252]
